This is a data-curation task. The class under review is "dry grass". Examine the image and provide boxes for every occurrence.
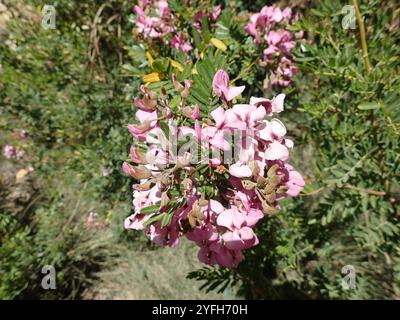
[85,239,235,300]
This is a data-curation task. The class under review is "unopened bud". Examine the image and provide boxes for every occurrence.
[250,161,260,177]
[183,178,193,191]
[160,86,167,99]
[262,201,277,215]
[198,199,208,207]
[256,176,267,188]
[267,164,279,178]
[265,191,276,204]
[160,192,170,207]
[276,185,289,194]
[133,180,152,191]
[264,183,274,194]
[269,175,282,188]
[122,162,152,179]
[242,180,256,190]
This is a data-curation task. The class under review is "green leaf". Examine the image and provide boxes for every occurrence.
[357,102,380,110]
[152,58,170,73]
[191,27,202,50]
[140,205,160,215]
[160,211,173,228]
[159,121,170,139]
[143,213,165,227]
[169,95,181,109]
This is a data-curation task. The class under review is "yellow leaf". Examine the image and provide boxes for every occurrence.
[191,66,198,75]
[146,51,154,65]
[170,59,183,72]
[210,38,227,51]
[143,73,164,83]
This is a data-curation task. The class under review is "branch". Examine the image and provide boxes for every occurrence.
[343,184,386,196]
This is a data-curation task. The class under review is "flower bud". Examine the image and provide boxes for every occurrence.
[250,161,260,177]
[242,180,256,190]
[257,176,267,188]
[267,164,279,178]
[122,162,152,179]
[261,201,277,215]
[160,192,170,208]
[183,178,193,192]
[198,198,208,207]
[264,183,275,194]
[269,174,282,187]
[265,191,276,204]
[133,180,152,191]
[276,185,289,194]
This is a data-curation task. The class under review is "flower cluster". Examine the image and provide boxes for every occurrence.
[123,69,304,268]
[245,5,303,89]
[133,1,223,56]
[193,5,221,30]
[134,0,176,39]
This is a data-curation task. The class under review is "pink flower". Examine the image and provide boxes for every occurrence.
[211,5,222,21]
[249,93,285,115]
[244,13,262,44]
[285,164,305,196]
[198,242,244,268]
[261,6,283,23]
[229,161,253,178]
[3,145,16,159]
[212,69,245,102]
[124,212,152,230]
[231,104,266,128]
[201,106,245,151]
[190,104,200,119]
[155,0,170,19]
[134,0,175,39]
[222,227,259,250]
[193,5,221,29]
[19,130,29,140]
[127,110,158,140]
[245,6,302,89]
[3,145,24,159]
[264,140,289,161]
[217,206,259,250]
[258,118,287,142]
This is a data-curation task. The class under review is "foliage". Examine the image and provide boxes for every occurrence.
[0,0,399,300]
[189,0,400,299]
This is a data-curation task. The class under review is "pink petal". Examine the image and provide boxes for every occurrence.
[216,210,233,230]
[222,231,245,250]
[270,119,287,138]
[250,106,267,124]
[265,141,289,160]
[210,106,226,128]
[229,162,253,178]
[272,94,285,113]
[226,86,245,101]
[238,226,255,241]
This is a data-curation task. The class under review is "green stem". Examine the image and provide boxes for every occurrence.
[352,0,372,75]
